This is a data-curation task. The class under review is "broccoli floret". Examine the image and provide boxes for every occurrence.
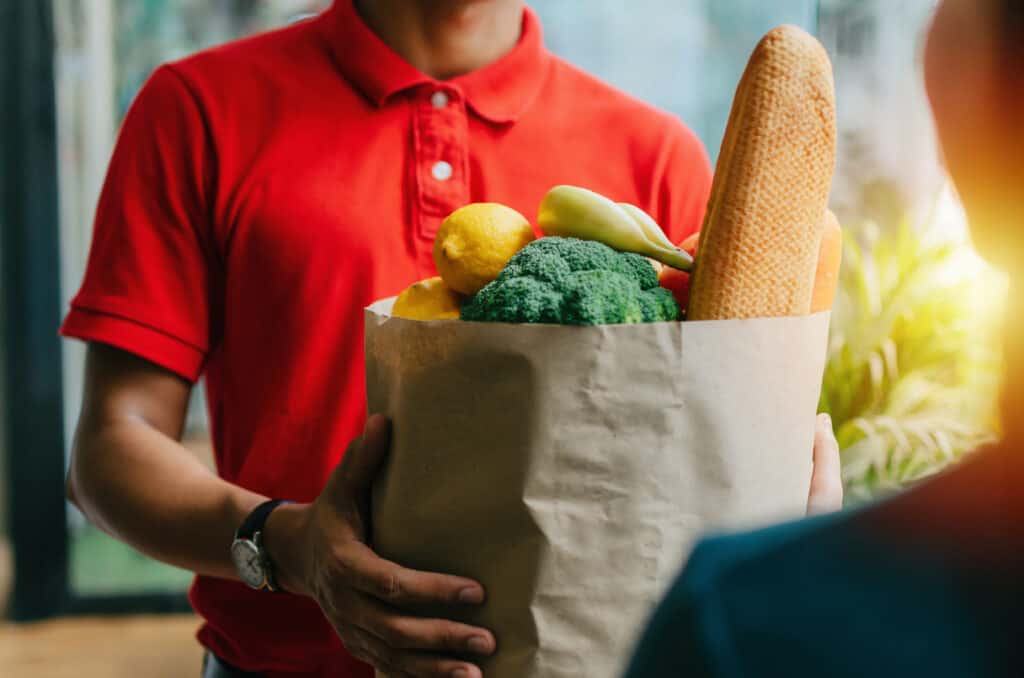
[561,270,645,324]
[460,276,562,324]
[638,286,681,322]
[616,252,660,290]
[499,237,659,287]
[460,237,681,325]
[498,239,574,285]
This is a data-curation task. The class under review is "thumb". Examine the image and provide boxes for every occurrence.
[807,413,843,515]
[335,414,392,501]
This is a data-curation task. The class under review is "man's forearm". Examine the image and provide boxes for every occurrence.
[69,416,265,581]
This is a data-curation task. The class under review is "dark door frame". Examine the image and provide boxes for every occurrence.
[1,0,188,620]
[1,0,70,622]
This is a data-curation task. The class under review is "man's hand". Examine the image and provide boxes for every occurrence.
[266,415,495,677]
[807,413,843,515]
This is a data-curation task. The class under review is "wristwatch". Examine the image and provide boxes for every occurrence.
[230,499,289,592]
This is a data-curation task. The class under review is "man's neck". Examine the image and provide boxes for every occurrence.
[354,0,524,80]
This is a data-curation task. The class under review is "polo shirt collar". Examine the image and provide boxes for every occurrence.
[323,1,550,124]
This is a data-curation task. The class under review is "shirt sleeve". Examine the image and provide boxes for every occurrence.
[651,119,713,245]
[60,64,217,382]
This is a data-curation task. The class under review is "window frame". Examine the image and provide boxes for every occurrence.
[1,0,189,621]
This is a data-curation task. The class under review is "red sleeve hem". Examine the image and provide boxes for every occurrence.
[60,306,206,382]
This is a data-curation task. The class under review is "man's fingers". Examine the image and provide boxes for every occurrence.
[341,541,486,607]
[335,414,391,497]
[808,413,844,515]
[357,596,496,655]
[345,626,484,678]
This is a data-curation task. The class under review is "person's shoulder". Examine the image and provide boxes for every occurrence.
[661,505,1014,678]
[163,13,329,93]
[621,521,823,678]
[543,55,706,159]
[543,56,676,126]
[682,512,845,600]
[625,515,849,678]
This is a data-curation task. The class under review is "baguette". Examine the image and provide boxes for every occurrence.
[687,25,837,320]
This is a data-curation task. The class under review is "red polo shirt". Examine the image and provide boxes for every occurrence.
[61,1,712,675]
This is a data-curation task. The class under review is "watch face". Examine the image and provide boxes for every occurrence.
[231,539,266,589]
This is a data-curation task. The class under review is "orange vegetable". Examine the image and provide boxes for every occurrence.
[679,231,701,255]
[811,210,842,313]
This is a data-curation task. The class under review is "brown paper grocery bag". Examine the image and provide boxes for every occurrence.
[365,298,829,678]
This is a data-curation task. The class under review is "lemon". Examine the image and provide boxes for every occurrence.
[433,203,535,295]
[392,277,463,320]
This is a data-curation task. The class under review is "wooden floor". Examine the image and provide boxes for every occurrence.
[0,614,203,677]
[0,436,214,675]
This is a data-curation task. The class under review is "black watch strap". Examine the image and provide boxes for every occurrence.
[236,499,288,541]
[236,499,289,592]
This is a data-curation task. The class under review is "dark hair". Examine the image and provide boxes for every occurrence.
[999,0,1024,82]
[1001,0,1024,45]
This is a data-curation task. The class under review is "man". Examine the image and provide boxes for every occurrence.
[625,1,1024,675]
[62,1,841,676]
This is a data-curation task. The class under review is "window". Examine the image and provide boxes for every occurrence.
[54,0,330,599]
[53,0,820,599]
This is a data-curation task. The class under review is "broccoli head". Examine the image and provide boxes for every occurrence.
[460,237,681,325]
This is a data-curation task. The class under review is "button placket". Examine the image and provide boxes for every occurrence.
[412,86,469,240]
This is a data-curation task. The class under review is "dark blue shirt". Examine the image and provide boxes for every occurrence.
[625,447,1024,677]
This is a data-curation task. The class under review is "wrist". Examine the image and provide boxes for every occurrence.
[262,501,312,596]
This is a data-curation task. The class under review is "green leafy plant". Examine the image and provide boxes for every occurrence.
[819,215,1006,503]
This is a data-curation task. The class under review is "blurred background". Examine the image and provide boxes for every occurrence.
[0,0,1007,674]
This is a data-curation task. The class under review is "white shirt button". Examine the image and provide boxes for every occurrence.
[430,91,449,108]
[431,161,453,181]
